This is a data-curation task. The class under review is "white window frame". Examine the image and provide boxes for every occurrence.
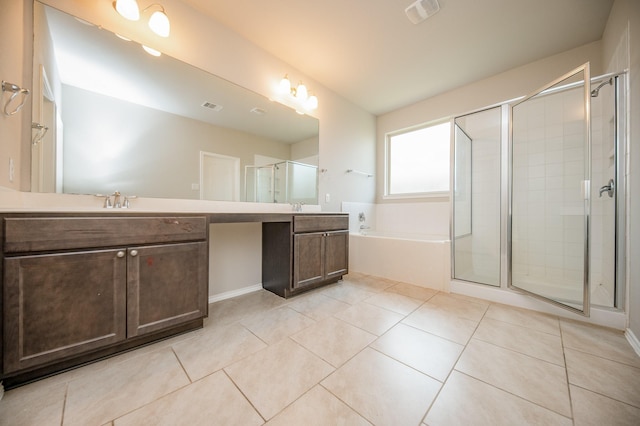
[384,120,451,200]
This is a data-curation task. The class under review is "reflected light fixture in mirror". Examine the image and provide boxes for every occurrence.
[114,0,171,37]
[279,74,318,112]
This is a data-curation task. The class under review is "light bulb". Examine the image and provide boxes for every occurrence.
[148,9,170,37]
[115,0,140,21]
[296,82,308,101]
[142,45,161,56]
[279,75,291,94]
[306,94,318,110]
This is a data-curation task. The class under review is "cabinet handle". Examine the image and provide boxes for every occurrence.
[117,251,125,258]
[130,250,138,257]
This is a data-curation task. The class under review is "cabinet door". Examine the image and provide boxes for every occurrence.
[293,232,324,289]
[3,250,127,373]
[127,242,208,337]
[324,231,349,280]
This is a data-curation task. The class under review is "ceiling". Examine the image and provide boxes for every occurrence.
[179,0,614,115]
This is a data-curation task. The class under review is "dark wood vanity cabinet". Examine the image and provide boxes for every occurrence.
[127,242,208,337]
[4,249,128,372]
[1,215,208,382]
[293,230,349,289]
[263,214,349,298]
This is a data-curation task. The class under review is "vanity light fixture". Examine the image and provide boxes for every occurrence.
[279,74,318,111]
[113,0,171,37]
[142,45,161,56]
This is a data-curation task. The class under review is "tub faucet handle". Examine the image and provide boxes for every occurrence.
[358,212,366,222]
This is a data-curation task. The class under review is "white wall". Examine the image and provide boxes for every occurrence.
[0,1,32,191]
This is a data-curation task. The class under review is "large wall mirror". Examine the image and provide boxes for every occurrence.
[31,2,319,204]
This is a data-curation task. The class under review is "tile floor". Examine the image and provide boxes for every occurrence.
[1,273,639,425]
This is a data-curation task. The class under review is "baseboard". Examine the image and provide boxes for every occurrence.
[625,328,640,357]
[208,284,263,304]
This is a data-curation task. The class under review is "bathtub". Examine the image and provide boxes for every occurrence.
[349,231,451,291]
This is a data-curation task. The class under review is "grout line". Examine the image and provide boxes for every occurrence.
[222,369,267,422]
[171,346,194,383]
[59,382,69,426]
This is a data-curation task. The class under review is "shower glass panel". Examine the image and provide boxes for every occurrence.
[510,64,590,315]
[244,165,274,202]
[245,161,318,204]
[590,75,618,307]
[452,107,502,286]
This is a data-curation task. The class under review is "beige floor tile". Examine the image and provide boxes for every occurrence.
[426,293,488,322]
[105,329,198,368]
[565,348,640,408]
[371,323,464,381]
[403,304,478,344]
[561,320,640,368]
[570,385,640,426]
[474,317,564,365]
[334,301,404,335]
[241,306,316,344]
[322,347,441,426]
[286,292,351,321]
[344,274,396,292]
[0,381,66,426]
[291,317,377,367]
[172,322,267,381]
[447,292,492,308]
[266,385,371,425]
[224,338,334,420]
[63,348,190,426]
[114,371,263,426]
[485,303,560,335]
[363,291,423,315]
[208,290,287,326]
[319,282,377,304]
[425,371,572,426]
[385,282,438,301]
[456,339,571,416]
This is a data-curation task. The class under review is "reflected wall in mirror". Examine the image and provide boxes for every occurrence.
[31,2,319,203]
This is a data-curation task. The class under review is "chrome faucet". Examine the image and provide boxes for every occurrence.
[291,202,304,212]
[97,191,136,209]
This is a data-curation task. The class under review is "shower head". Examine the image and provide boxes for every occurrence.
[591,78,612,97]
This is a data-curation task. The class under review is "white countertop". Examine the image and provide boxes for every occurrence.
[0,191,324,214]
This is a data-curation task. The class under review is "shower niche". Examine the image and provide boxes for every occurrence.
[452,63,626,316]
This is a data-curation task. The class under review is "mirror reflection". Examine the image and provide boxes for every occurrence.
[31,2,319,203]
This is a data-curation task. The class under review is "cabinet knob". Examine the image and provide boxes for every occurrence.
[130,250,138,257]
[116,251,125,258]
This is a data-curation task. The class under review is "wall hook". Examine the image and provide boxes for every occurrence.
[32,122,49,145]
[2,81,30,116]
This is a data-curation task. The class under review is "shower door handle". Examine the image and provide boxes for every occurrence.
[599,179,615,198]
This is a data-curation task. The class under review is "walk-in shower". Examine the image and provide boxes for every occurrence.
[451,64,626,316]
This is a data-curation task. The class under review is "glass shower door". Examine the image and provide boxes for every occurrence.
[452,107,502,286]
[510,64,591,315]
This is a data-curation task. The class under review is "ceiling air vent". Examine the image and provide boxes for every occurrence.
[201,101,223,112]
[250,107,266,115]
[405,0,440,25]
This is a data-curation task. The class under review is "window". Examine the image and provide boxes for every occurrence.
[385,121,450,197]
